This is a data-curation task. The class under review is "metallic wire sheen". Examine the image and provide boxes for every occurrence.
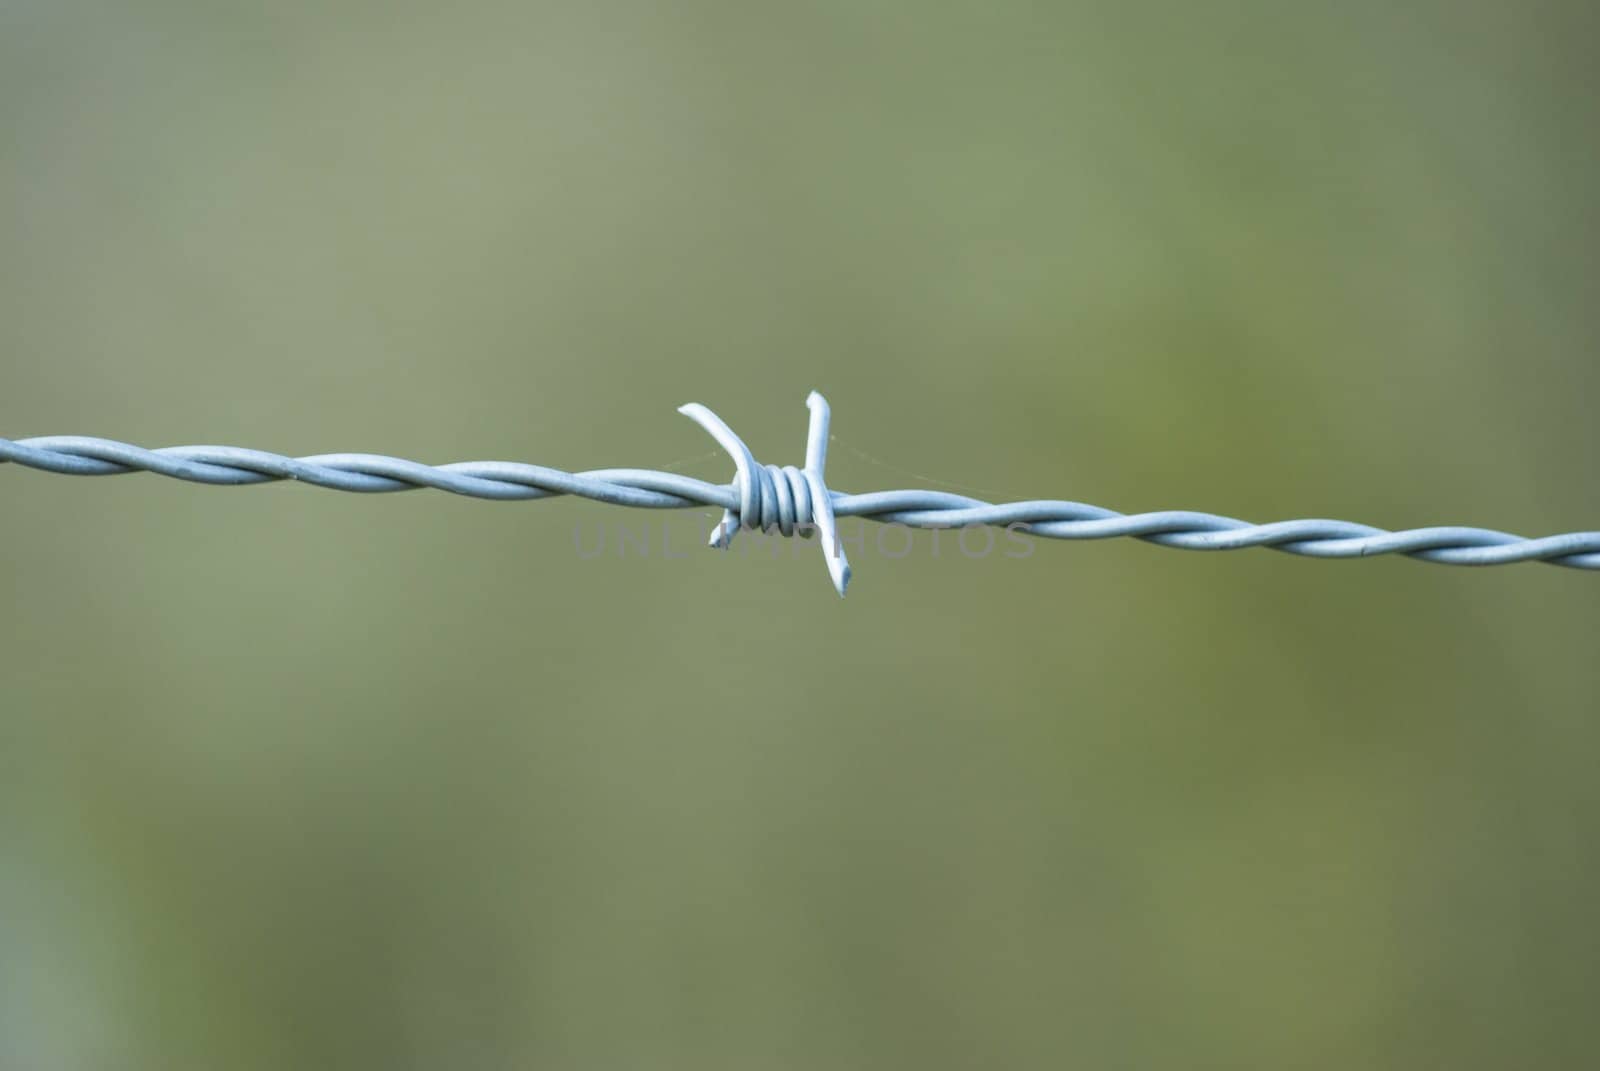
[3,391,1597,594]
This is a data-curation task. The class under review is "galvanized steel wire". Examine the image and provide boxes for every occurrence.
[3,391,1597,595]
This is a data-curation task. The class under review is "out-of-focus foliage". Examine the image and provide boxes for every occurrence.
[2,2,1597,1067]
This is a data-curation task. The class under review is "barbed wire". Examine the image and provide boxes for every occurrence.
[3,391,1596,595]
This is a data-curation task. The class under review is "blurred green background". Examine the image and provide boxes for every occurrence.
[3,2,1598,1067]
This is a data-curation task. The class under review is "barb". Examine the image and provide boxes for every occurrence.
[3,391,1597,594]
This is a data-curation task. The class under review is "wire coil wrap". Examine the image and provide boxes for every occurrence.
[3,391,1598,594]
[678,391,850,594]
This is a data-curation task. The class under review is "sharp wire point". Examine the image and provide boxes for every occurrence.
[3,394,1598,596]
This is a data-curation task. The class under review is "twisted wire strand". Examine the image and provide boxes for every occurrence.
[3,391,1598,595]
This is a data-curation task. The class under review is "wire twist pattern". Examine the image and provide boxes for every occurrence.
[3,390,1597,595]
